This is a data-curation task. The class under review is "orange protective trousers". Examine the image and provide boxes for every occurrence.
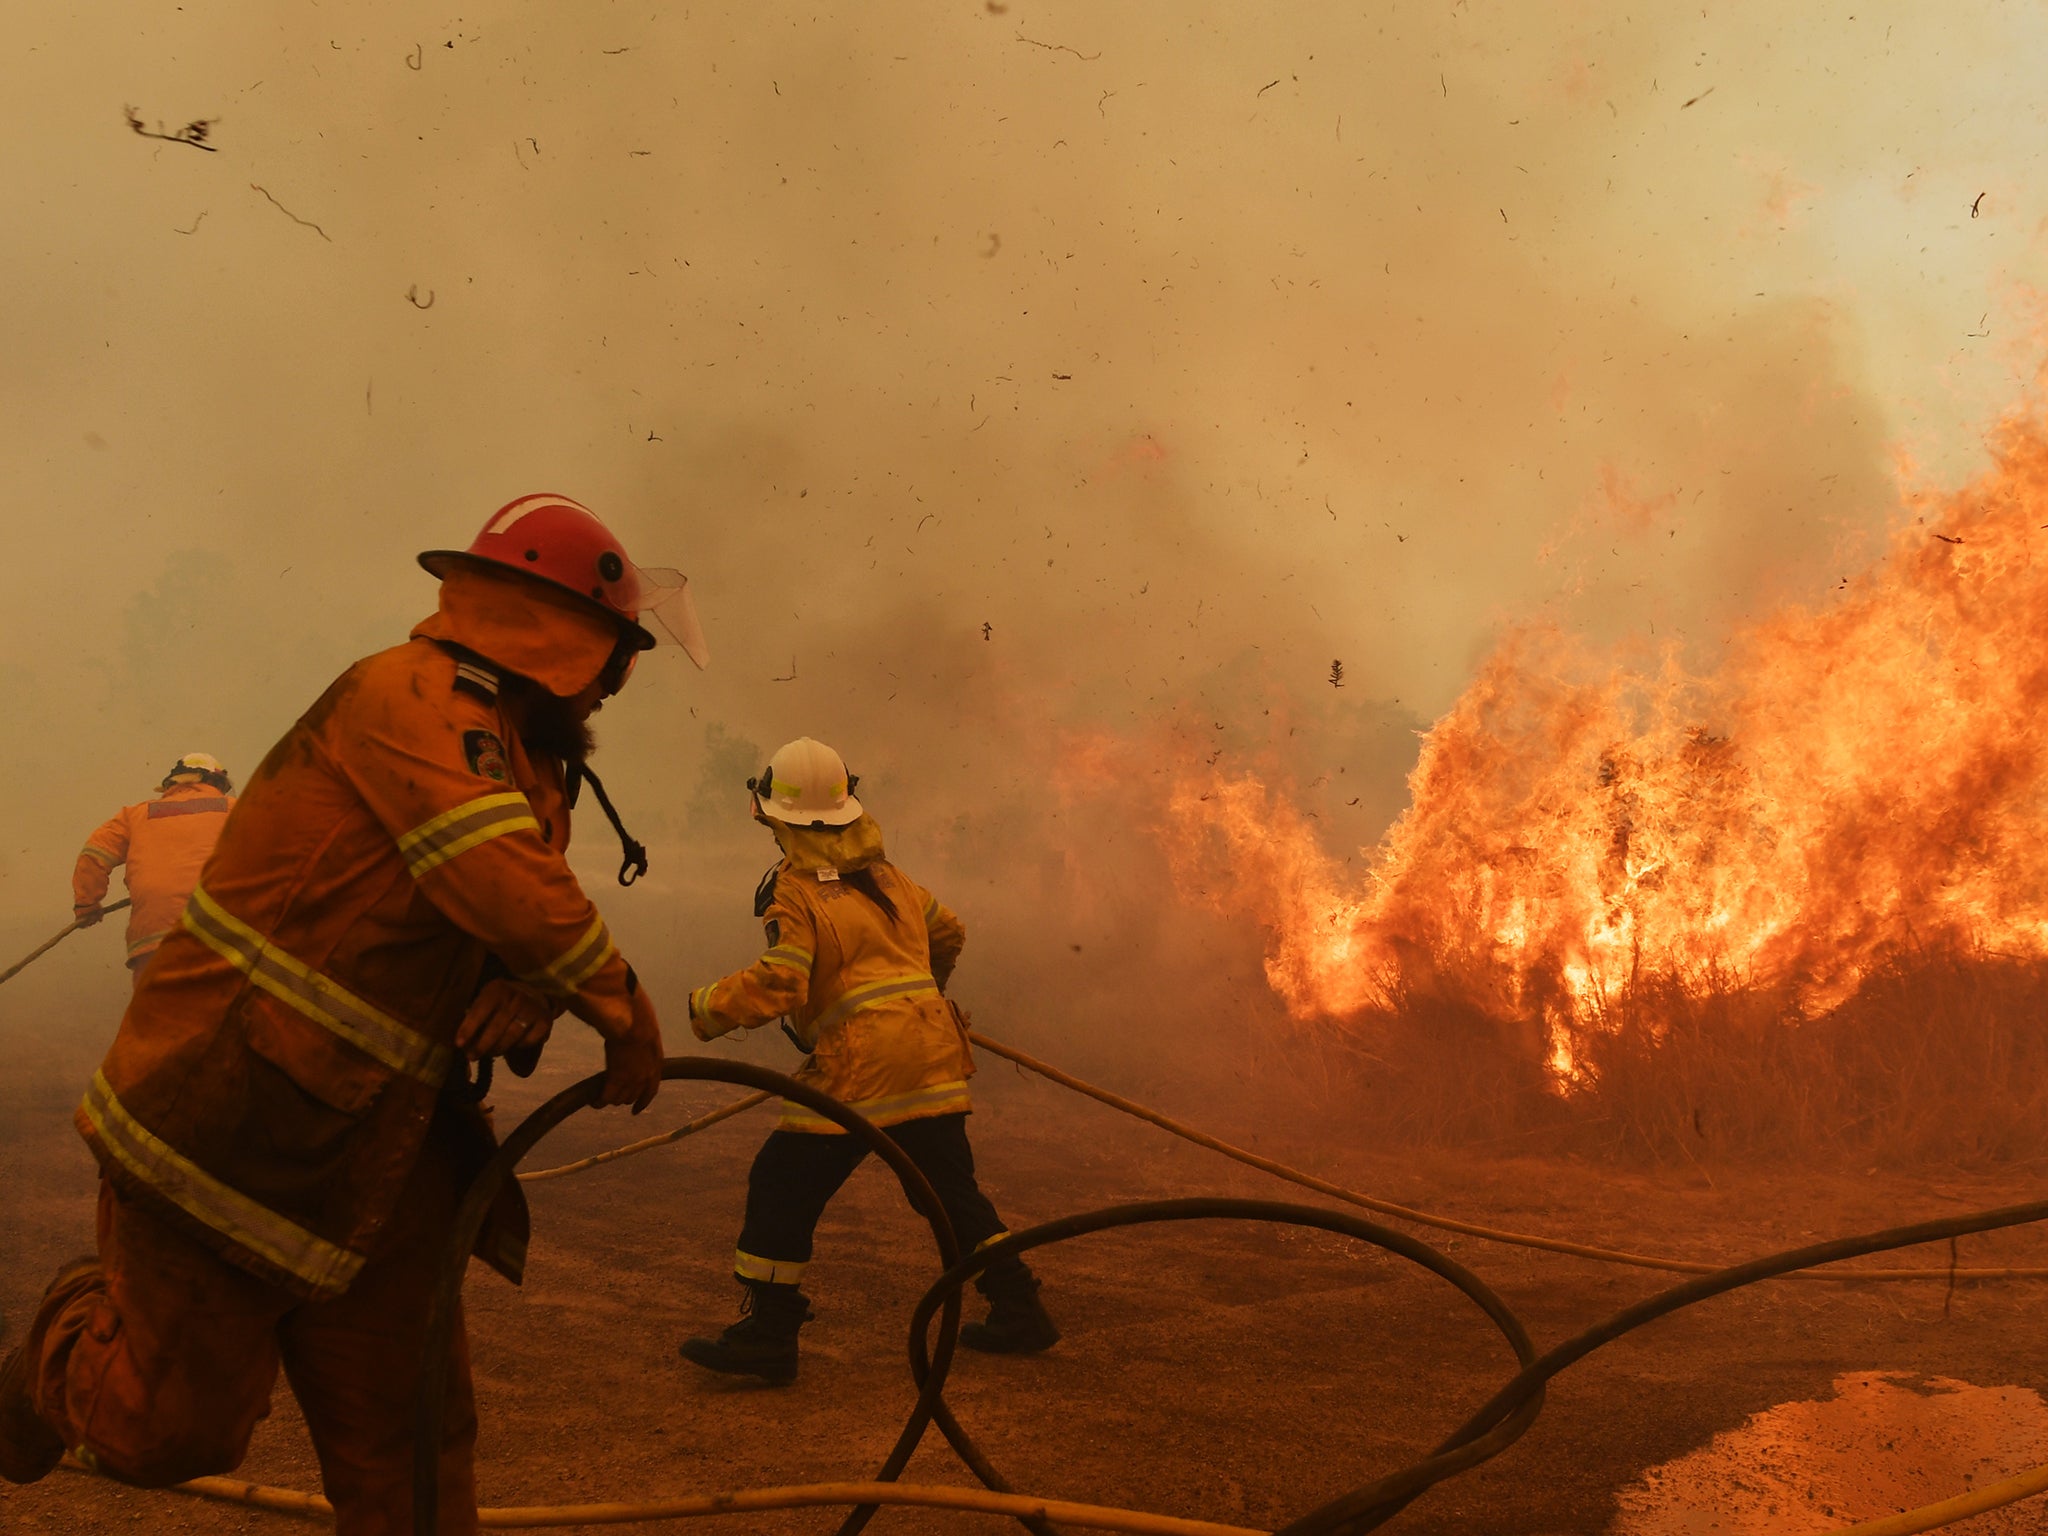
[26,1121,478,1535]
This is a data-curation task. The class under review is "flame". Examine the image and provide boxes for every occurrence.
[1164,396,2048,1079]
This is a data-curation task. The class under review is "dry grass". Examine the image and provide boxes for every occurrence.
[1309,947,2048,1167]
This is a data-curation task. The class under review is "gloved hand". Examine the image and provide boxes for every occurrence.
[73,905,104,928]
[455,978,555,1062]
[597,981,663,1114]
[688,983,734,1042]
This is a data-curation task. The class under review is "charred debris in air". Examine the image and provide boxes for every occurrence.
[124,106,217,151]
[125,103,330,241]
[249,184,332,242]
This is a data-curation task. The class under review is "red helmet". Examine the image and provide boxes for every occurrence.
[420,494,711,663]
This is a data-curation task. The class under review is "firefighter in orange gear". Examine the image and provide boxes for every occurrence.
[678,737,1058,1386]
[72,751,237,979]
[0,494,705,1535]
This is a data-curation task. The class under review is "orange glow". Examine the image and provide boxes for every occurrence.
[1160,395,2048,1080]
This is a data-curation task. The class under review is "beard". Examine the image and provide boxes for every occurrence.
[505,677,596,765]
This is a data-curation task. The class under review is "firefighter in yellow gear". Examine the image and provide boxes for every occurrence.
[72,752,236,980]
[679,737,1058,1385]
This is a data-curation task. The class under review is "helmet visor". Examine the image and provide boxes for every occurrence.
[634,567,709,669]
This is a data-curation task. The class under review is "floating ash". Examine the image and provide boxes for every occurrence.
[1613,1371,2048,1534]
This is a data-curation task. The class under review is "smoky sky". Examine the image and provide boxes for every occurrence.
[4,1,2044,1033]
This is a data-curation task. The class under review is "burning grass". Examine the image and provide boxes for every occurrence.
[1572,947,2048,1166]
[1113,391,2048,1167]
[1295,946,2048,1166]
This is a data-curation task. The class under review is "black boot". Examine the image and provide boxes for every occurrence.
[960,1268,1060,1355]
[678,1280,812,1386]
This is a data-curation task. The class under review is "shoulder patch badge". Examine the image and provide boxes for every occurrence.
[753,865,781,917]
[464,729,511,782]
[763,917,781,946]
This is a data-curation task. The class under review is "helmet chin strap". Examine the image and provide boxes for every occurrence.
[564,763,648,886]
[597,633,638,697]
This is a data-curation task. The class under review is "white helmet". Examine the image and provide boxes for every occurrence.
[161,752,232,792]
[749,737,863,827]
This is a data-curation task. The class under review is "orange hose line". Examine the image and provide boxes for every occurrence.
[517,1092,773,1183]
[500,1027,2048,1274]
[1826,1459,2048,1534]
[963,1032,2048,1283]
[56,1460,1264,1535]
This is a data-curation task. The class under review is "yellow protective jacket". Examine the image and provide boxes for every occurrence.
[689,815,972,1132]
[73,782,237,967]
[77,567,644,1301]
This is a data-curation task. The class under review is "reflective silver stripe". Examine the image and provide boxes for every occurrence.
[761,945,814,974]
[810,972,939,1035]
[394,792,539,878]
[521,915,615,996]
[777,1078,971,1132]
[733,1249,807,1284]
[80,1070,365,1296]
[79,844,121,866]
[146,799,230,819]
[181,887,451,1086]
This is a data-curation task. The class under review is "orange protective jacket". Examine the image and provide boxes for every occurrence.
[73,782,237,967]
[689,815,973,1132]
[77,567,643,1301]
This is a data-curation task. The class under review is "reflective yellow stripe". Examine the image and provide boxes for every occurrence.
[777,1078,972,1132]
[761,945,814,975]
[733,1249,808,1284]
[181,887,451,1086]
[79,844,122,867]
[922,895,939,923]
[80,1071,365,1297]
[809,972,939,1035]
[521,915,615,996]
[125,929,170,959]
[395,792,539,878]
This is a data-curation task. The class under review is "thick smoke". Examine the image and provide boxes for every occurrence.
[2,2,2041,1103]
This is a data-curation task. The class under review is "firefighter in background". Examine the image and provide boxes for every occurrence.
[73,751,237,981]
[679,737,1058,1386]
[0,493,708,1535]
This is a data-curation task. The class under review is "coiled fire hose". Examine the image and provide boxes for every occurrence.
[57,1043,2048,1534]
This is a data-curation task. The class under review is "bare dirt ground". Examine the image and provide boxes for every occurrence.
[8,1007,2048,1535]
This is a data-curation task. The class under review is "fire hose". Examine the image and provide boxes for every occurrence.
[513,1030,2048,1283]
[0,899,131,986]
[55,1050,2048,1534]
